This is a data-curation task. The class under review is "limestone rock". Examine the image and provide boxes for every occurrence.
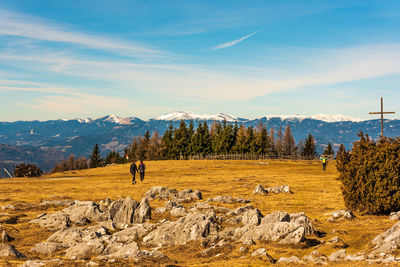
[31,242,64,255]
[266,185,292,194]
[193,202,212,209]
[226,205,254,216]
[170,207,187,217]
[325,210,355,222]
[65,240,104,259]
[156,207,167,214]
[62,200,109,224]
[302,250,328,264]
[1,230,14,242]
[252,184,268,195]
[145,186,178,200]
[326,236,349,248]
[29,211,71,231]
[0,243,25,258]
[206,196,250,204]
[250,248,275,262]
[1,204,15,210]
[112,197,139,225]
[143,212,218,246]
[240,209,263,227]
[277,256,303,264]
[132,198,151,223]
[176,188,202,201]
[109,223,156,244]
[371,221,400,253]
[328,249,347,262]
[106,241,140,258]
[344,254,366,261]
[20,259,63,267]
[47,225,110,248]
[390,211,400,221]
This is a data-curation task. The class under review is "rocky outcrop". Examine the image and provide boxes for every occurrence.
[0,243,25,258]
[143,211,218,246]
[250,248,275,262]
[65,240,104,259]
[176,188,202,201]
[370,221,400,253]
[328,249,347,262]
[112,197,151,226]
[325,210,355,222]
[206,196,250,204]
[145,186,179,200]
[266,185,292,194]
[1,230,14,242]
[390,211,400,221]
[277,256,303,264]
[30,212,71,231]
[31,242,64,255]
[253,185,268,195]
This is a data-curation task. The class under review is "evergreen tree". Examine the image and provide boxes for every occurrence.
[256,123,269,154]
[161,123,174,159]
[297,139,304,156]
[323,143,334,156]
[246,126,257,153]
[105,150,123,165]
[174,120,190,159]
[302,133,317,157]
[89,144,103,168]
[210,121,223,154]
[220,120,234,153]
[283,125,296,156]
[233,125,247,153]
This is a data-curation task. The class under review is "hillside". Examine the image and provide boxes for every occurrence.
[1,112,399,171]
[0,160,396,266]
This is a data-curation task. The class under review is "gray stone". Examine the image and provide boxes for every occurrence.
[251,248,274,262]
[177,188,202,201]
[240,209,263,227]
[253,184,268,195]
[132,198,151,223]
[156,207,167,214]
[145,186,178,200]
[106,241,141,258]
[143,212,218,246]
[112,197,139,225]
[170,207,187,217]
[371,221,400,253]
[0,243,25,258]
[1,230,14,242]
[325,210,354,222]
[31,242,64,255]
[65,240,104,259]
[328,249,347,262]
[390,211,400,221]
[62,200,109,223]
[344,254,366,261]
[266,185,292,194]
[206,195,250,204]
[226,205,254,216]
[326,236,349,248]
[29,211,71,231]
[277,256,303,264]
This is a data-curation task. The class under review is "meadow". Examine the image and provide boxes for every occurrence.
[0,160,394,266]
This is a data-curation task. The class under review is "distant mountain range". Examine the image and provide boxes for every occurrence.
[0,111,399,173]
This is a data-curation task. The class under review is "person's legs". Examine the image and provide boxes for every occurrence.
[323,163,326,171]
[132,174,136,184]
[140,172,144,181]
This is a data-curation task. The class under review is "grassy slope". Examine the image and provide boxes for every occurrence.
[0,160,394,266]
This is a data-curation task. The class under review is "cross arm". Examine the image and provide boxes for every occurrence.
[369,112,396,114]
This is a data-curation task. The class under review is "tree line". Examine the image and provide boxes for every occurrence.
[48,120,335,173]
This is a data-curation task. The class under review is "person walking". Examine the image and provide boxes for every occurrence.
[130,160,138,184]
[138,160,146,182]
[320,155,327,171]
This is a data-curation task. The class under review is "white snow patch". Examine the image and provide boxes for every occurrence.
[154,111,242,122]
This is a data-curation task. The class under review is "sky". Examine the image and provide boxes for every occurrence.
[1,0,400,121]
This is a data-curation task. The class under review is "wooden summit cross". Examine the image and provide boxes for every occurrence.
[369,97,395,137]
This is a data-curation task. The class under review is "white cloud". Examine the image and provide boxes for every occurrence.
[0,9,163,58]
[211,31,260,50]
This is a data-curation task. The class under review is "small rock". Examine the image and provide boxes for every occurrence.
[328,249,347,262]
[251,248,275,262]
[239,246,248,253]
[0,243,25,258]
[277,256,303,264]
[326,236,349,248]
[1,230,14,242]
[252,185,268,195]
[266,185,292,194]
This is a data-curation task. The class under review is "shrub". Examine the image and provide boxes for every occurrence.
[337,132,400,214]
[13,163,43,177]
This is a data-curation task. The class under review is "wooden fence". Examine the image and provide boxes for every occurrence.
[186,153,334,161]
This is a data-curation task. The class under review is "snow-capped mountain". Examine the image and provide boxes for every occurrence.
[153,111,245,122]
[1,111,399,172]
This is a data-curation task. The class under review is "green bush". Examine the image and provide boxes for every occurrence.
[337,132,400,214]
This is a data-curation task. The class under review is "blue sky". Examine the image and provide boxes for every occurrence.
[1,0,400,121]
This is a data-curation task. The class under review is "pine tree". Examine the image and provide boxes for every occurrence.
[323,143,334,156]
[89,144,103,168]
[105,150,122,165]
[269,127,277,155]
[246,126,257,153]
[220,120,234,153]
[233,125,247,153]
[283,125,296,156]
[210,121,223,154]
[302,133,316,157]
[256,123,269,154]
[174,120,190,159]
[201,121,212,155]
[161,123,174,159]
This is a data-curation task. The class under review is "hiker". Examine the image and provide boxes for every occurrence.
[130,160,138,184]
[138,160,146,182]
[320,155,327,171]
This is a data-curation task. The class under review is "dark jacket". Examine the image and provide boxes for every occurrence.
[130,163,138,174]
[138,163,146,173]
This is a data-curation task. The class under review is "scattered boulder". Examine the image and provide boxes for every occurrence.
[250,248,275,262]
[20,259,63,267]
[371,221,400,253]
[325,210,354,222]
[344,253,366,261]
[143,211,218,246]
[65,240,104,259]
[145,186,178,200]
[302,250,328,264]
[328,249,347,262]
[390,211,400,221]
[1,230,14,242]
[277,256,303,264]
[31,242,64,255]
[176,188,202,201]
[62,200,109,224]
[266,185,292,194]
[240,209,263,227]
[112,197,151,225]
[105,241,140,258]
[0,243,25,258]
[252,185,268,195]
[326,236,349,248]
[206,196,250,204]
[39,200,74,207]
[156,207,167,214]
[170,207,187,217]
[30,211,71,231]
[1,204,15,211]
[226,205,254,216]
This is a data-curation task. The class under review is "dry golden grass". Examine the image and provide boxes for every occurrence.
[0,160,394,266]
